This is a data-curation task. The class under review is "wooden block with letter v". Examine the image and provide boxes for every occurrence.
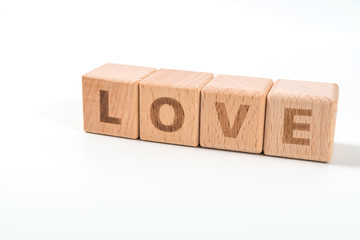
[200,74,273,153]
[139,69,214,146]
[82,63,156,138]
[264,79,339,162]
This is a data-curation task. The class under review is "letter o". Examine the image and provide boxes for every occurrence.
[150,97,185,132]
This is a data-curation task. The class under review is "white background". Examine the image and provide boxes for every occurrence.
[1,0,360,239]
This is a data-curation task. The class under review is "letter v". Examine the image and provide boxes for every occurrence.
[214,102,250,138]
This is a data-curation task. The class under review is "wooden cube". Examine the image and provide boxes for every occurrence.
[264,79,339,162]
[82,63,156,138]
[200,75,273,153]
[139,69,213,146]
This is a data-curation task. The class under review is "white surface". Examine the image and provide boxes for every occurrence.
[1,0,360,239]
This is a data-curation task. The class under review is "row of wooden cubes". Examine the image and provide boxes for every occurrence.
[82,63,339,162]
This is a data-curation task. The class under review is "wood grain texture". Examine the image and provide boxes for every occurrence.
[139,69,214,146]
[263,79,339,162]
[82,63,156,138]
[200,74,273,153]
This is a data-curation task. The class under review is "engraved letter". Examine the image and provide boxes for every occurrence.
[99,90,121,125]
[283,108,312,145]
[150,97,185,132]
[215,102,250,138]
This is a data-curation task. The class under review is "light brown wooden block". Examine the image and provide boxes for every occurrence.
[82,63,156,138]
[200,75,273,153]
[139,69,213,146]
[264,79,339,162]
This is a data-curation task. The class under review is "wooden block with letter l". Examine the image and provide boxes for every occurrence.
[263,79,339,162]
[200,75,273,153]
[139,69,214,146]
[82,63,156,138]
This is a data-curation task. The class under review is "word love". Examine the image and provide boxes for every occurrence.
[82,64,339,162]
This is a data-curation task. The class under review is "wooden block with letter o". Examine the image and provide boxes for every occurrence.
[264,79,339,162]
[82,63,156,138]
[200,75,273,153]
[139,69,213,146]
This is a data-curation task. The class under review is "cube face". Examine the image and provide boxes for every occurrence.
[82,63,156,138]
[263,79,339,162]
[139,69,213,146]
[200,75,273,153]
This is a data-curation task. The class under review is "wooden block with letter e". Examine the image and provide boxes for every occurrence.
[82,63,156,138]
[200,75,273,153]
[139,69,213,146]
[264,79,339,162]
